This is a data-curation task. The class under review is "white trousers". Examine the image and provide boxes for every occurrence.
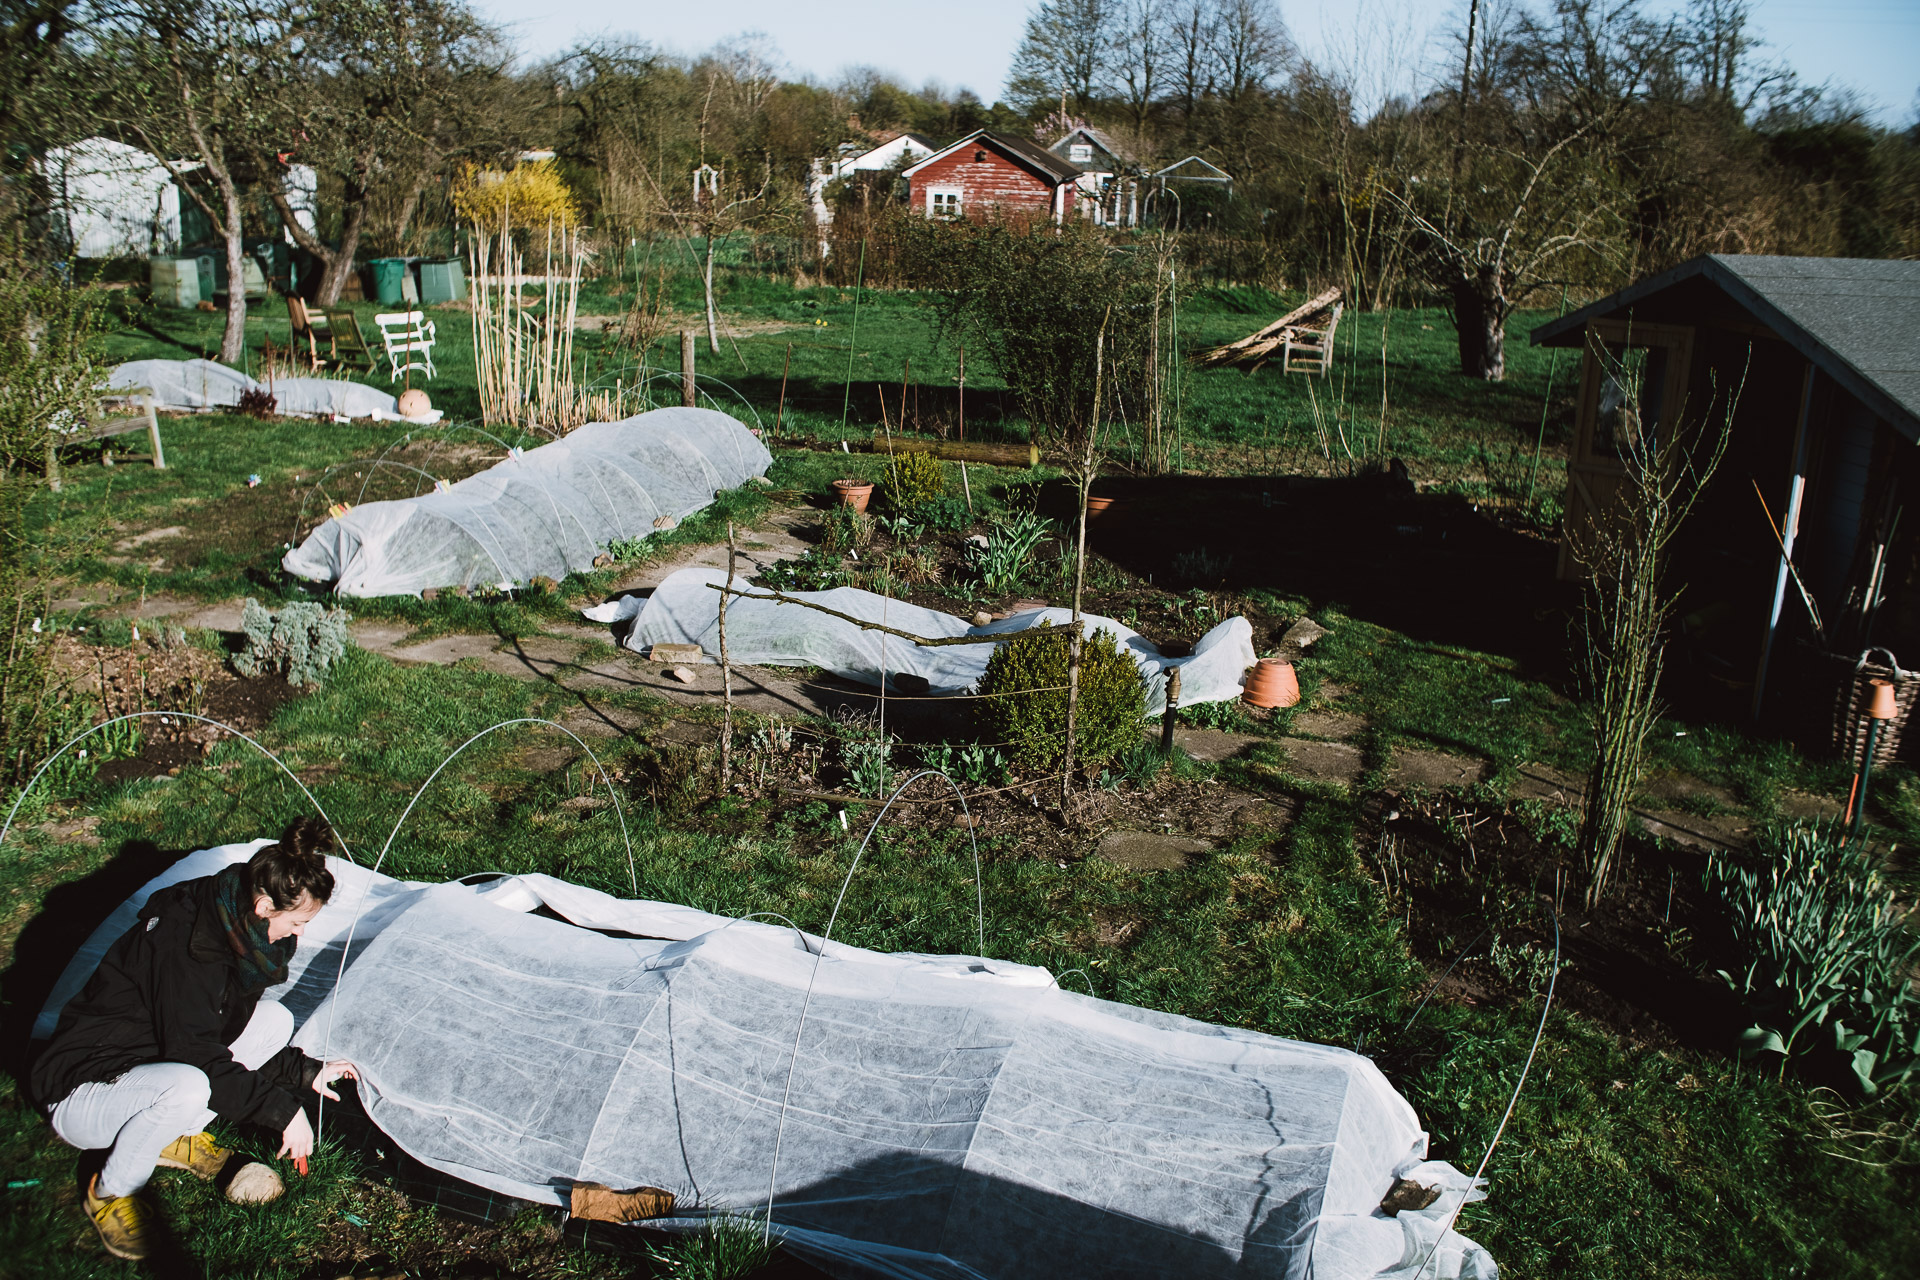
[50,1000,294,1198]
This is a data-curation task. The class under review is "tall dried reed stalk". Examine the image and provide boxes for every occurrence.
[470,216,593,435]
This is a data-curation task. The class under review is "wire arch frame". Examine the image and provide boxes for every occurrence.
[312,716,641,1140]
[761,767,983,1241]
[0,712,352,860]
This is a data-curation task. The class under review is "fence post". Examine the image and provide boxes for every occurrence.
[1160,666,1181,754]
[681,330,697,408]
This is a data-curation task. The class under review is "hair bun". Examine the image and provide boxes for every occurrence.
[279,815,337,861]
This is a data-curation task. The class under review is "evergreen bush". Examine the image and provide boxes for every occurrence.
[975,622,1146,770]
[234,599,353,687]
[884,451,947,509]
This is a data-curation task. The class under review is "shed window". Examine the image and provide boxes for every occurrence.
[929,188,962,218]
[1069,143,1093,163]
[1591,344,1668,460]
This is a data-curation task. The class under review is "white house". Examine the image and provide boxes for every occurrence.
[41,138,180,258]
[808,132,939,255]
[1046,125,1140,226]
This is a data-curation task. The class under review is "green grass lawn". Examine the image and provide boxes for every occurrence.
[7,255,1914,1277]
[2,647,1914,1277]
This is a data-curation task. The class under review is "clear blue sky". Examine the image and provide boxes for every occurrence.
[473,0,1919,128]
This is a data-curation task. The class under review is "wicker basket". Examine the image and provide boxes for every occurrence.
[1821,647,1919,769]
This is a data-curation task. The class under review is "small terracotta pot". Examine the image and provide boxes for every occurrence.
[832,479,874,513]
[1083,495,1119,519]
[1242,659,1299,709]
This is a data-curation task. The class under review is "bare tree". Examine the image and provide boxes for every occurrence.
[256,0,507,305]
[113,0,279,364]
[1106,0,1166,135]
[1006,0,1113,117]
[1576,339,1735,904]
[1166,0,1214,128]
[1209,0,1292,108]
[1388,124,1626,379]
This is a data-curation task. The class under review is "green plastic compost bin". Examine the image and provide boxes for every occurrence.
[371,257,410,305]
[419,259,466,304]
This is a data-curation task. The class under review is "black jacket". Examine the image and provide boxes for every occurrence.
[30,872,320,1130]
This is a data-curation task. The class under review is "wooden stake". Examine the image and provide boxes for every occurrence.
[1160,666,1181,754]
[775,341,791,437]
[960,462,973,515]
[681,330,697,407]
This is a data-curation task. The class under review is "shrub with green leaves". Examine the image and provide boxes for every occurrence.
[234,598,353,687]
[975,622,1146,770]
[1706,819,1920,1095]
[970,511,1052,593]
[884,450,947,509]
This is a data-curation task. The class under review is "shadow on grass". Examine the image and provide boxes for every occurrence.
[1,839,185,1084]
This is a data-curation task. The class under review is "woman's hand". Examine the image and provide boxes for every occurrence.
[312,1060,358,1102]
[279,1107,315,1161]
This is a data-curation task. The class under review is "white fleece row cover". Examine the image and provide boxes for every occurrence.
[585,567,1259,716]
[104,359,439,422]
[283,409,772,598]
[41,848,1495,1280]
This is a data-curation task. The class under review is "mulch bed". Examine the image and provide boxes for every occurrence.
[47,631,303,785]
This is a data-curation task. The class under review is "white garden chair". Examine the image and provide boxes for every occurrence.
[374,310,437,382]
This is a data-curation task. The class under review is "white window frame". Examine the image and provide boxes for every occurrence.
[927,187,963,218]
[1069,143,1093,163]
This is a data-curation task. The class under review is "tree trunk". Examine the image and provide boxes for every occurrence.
[1449,270,1508,381]
[218,181,248,364]
[703,233,719,353]
[393,168,433,253]
[267,169,369,307]
[317,199,367,306]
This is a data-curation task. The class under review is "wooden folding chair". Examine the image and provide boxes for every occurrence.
[284,296,328,371]
[322,307,378,371]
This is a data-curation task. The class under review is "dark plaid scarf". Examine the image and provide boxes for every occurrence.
[210,864,295,993]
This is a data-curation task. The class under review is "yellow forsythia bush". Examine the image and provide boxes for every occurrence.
[452,159,580,230]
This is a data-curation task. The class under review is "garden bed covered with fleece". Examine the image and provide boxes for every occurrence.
[283,408,771,598]
[41,845,1496,1280]
[584,567,1259,715]
[105,358,440,422]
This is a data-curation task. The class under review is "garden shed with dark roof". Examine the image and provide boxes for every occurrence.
[1532,254,1920,745]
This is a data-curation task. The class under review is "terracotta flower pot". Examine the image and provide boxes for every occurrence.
[832,478,874,513]
[1242,659,1299,709]
[1083,495,1119,519]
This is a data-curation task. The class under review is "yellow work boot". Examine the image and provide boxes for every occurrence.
[84,1175,154,1261]
[155,1130,232,1181]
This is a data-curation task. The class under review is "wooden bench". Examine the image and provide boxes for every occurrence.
[47,389,166,492]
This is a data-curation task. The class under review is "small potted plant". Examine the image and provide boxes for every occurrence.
[832,477,875,513]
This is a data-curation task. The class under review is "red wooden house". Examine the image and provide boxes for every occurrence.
[903,131,1084,224]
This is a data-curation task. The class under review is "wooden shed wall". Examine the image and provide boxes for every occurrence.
[909,149,1058,218]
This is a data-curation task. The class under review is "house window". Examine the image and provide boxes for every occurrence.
[929,188,962,218]
[1069,143,1093,163]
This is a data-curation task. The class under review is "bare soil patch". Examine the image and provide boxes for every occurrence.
[1370,791,1742,1055]
[47,632,302,783]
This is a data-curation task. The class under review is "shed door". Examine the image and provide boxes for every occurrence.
[1557,319,1697,580]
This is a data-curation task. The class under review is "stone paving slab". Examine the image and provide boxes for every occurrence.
[1095,830,1212,871]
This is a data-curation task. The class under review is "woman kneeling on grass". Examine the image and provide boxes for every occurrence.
[30,816,359,1260]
